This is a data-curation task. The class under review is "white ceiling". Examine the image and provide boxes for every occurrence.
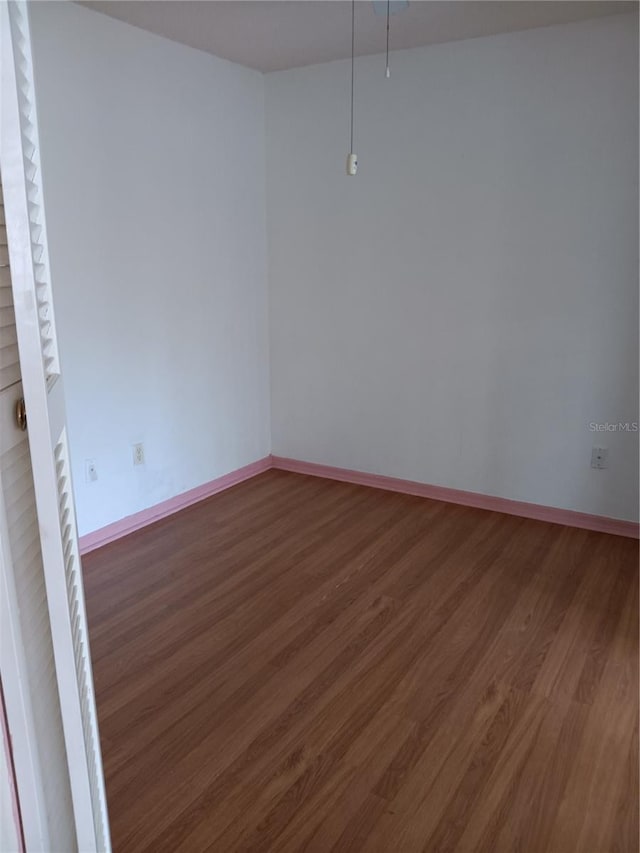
[79,1,637,73]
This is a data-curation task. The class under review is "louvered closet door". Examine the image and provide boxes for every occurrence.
[1,2,110,850]
[0,179,76,850]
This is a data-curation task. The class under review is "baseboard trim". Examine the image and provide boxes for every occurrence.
[271,456,639,539]
[78,455,273,555]
[78,453,639,554]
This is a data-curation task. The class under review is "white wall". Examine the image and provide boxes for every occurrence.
[27,8,639,531]
[266,13,639,522]
[30,2,271,536]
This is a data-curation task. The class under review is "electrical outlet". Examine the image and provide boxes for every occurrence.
[591,447,608,469]
[132,443,145,466]
[85,459,98,483]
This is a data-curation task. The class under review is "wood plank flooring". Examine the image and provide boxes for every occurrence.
[82,470,639,852]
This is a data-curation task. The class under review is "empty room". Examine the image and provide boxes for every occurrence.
[0,1,638,851]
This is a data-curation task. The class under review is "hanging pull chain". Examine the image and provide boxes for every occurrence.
[347,0,358,175]
[386,0,391,77]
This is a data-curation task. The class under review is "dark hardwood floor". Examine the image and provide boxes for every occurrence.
[82,470,639,852]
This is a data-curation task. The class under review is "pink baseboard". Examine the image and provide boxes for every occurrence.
[78,456,273,554]
[271,456,639,540]
[79,453,639,554]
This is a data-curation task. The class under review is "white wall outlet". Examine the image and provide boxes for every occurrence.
[591,447,608,469]
[132,443,145,466]
[85,459,98,483]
